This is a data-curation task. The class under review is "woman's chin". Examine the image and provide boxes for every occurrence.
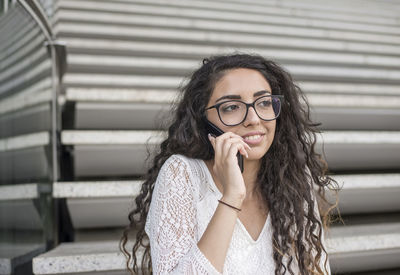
[246,151,266,161]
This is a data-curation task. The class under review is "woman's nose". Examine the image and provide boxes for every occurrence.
[243,106,260,126]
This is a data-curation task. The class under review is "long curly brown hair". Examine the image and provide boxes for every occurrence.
[120,53,340,275]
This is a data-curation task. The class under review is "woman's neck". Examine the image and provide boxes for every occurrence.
[241,158,261,203]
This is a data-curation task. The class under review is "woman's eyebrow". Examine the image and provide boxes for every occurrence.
[215,90,271,103]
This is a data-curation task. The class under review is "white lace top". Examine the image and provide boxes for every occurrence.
[144,154,331,274]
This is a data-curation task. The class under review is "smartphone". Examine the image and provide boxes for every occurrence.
[204,119,244,173]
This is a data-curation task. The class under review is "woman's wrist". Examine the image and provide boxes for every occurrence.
[220,195,244,210]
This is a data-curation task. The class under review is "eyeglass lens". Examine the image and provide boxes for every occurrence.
[218,96,281,125]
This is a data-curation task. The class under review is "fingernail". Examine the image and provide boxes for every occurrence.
[208,133,211,139]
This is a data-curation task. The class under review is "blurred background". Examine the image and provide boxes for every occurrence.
[0,0,400,274]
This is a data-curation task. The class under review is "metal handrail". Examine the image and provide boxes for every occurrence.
[15,0,67,246]
[17,0,66,183]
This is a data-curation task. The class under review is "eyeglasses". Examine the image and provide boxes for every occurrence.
[204,95,284,126]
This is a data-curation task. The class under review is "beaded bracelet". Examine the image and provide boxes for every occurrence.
[218,199,242,212]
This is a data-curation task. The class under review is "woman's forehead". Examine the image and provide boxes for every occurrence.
[211,68,271,99]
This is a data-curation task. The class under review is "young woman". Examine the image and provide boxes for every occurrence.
[121,53,339,274]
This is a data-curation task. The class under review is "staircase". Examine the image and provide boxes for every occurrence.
[1,0,400,274]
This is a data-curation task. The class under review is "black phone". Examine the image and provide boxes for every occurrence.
[204,119,244,173]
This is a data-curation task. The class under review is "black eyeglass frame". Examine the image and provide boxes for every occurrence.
[204,95,284,126]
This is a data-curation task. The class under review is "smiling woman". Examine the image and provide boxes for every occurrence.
[120,53,339,275]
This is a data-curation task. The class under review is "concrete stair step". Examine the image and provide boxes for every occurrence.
[0,184,39,201]
[60,130,400,177]
[53,181,141,228]
[61,88,400,130]
[0,243,46,275]
[66,58,400,88]
[64,74,182,90]
[53,9,400,45]
[328,174,400,214]
[0,132,50,182]
[327,223,400,273]
[56,0,400,35]
[52,174,400,228]
[0,132,50,153]
[32,240,137,275]
[0,60,52,99]
[63,81,400,97]
[80,0,400,25]
[0,199,43,230]
[54,23,400,56]
[0,27,45,70]
[223,0,400,17]
[0,184,50,231]
[63,38,400,69]
[60,130,162,177]
[0,77,52,138]
[0,55,50,98]
[31,222,400,274]
[0,103,52,139]
[63,56,400,83]
[0,8,37,53]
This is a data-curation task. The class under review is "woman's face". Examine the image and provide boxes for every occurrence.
[205,68,277,160]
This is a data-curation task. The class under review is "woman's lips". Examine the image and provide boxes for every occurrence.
[243,134,265,145]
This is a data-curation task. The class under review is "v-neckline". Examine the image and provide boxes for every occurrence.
[200,159,270,243]
[237,213,269,243]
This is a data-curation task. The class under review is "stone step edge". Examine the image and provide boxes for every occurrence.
[62,77,400,96]
[52,173,400,198]
[66,89,400,109]
[56,0,400,33]
[2,130,400,152]
[58,0,400,24]
[54,23,400,57]
[0,184,40,201]
[1,172,397,200]
[53,10,400,45]
[0,132,49,152]
[60,130,400,145]
[64,55,400,82]
[0,243,46,275]
[2,80,400,117]
[32,231,400,274]
[63,38,400,68]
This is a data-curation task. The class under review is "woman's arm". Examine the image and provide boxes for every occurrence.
[146,155,233,274]
[197,132,248,272]
[197,194,243,273]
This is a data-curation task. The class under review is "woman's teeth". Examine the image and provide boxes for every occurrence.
[244,135,261,140]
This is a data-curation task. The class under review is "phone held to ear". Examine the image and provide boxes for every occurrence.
[205,119,244,173]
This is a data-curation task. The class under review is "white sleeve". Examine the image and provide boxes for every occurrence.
[145,155,221,275]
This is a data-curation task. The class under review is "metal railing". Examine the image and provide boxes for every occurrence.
[0,0,66,273]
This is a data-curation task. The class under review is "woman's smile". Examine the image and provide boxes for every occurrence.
[242,133,265,145]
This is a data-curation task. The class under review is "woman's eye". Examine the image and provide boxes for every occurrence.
[258,100,272,108]
[221,104,240,112]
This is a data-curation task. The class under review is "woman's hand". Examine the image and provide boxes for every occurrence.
[208,132,252,205]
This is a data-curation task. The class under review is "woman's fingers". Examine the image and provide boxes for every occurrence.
[229,142,249,159]
[208,132,251,160]
[223,138,249,159]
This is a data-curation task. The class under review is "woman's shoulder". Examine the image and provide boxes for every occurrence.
[159,154,203,180]
[162,154,203,170]
[160,154,208,190]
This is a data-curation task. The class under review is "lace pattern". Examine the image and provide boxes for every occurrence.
[144,154,330,274]
[145,155,220,274]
